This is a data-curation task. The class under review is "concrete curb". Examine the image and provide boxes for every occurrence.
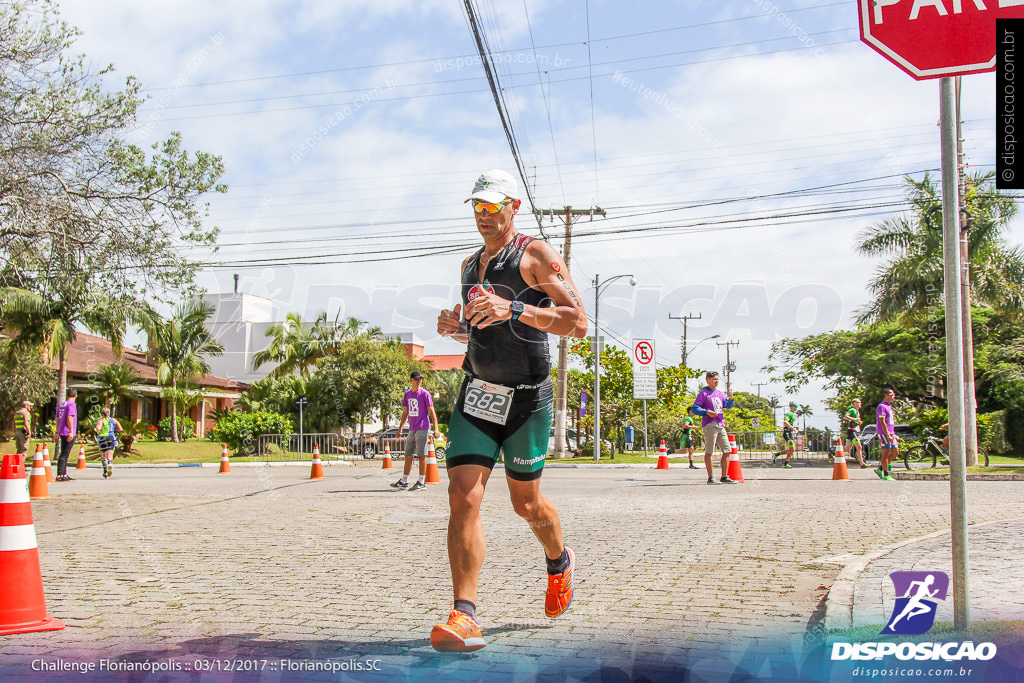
[894,471,1024,481]
[821,516,1024,631]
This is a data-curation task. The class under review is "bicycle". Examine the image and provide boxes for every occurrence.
[903,428,989,470]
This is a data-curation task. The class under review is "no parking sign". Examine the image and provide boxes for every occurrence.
[632,339,657,400]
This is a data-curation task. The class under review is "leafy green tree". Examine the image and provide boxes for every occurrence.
[305,336,423,434]
[91,362,143,417]
[145,302,224,443]
[252,313,322,379]
[238,375,308,421]
[0,339,54,440]
[424,368,464,427]
[0,1,226,304]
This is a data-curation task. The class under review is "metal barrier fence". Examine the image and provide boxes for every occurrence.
[650,430,836,461]
[255,433,352,462]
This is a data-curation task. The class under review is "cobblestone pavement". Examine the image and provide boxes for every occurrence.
[4,460,1024,680]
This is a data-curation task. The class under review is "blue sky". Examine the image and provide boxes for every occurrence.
[56,0,1018,427]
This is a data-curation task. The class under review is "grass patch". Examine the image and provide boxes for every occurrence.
[830,620,1024,644]
[0,438,229,464]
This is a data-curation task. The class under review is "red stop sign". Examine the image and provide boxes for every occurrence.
[859,0,1024,80]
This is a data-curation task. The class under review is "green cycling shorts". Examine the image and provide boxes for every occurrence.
[446,377,553,481]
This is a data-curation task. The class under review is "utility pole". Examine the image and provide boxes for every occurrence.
[534,205,606,459]
[716,340,739,394]
[668,312,702,367]
[753,381,769,400]
[955,77,979,467]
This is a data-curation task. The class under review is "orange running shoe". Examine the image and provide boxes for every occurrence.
[545,546,575,618]
[430,610,487,652]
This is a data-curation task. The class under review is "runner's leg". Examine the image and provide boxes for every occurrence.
[447,464,491,604]
[507,477,564,560]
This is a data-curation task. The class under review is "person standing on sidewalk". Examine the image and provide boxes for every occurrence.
[875,389,898,481]
[689,371,738,485]
[844,398,868,468]
[13,400,32,460]
[431,169,587,652]
[55,389,78,482]
[680,414,699,469]
[391,370,441,492]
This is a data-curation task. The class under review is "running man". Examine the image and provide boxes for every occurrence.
[392,370,441,492]
[886,574,939,631]
[875,388,898,481]
[689,371,738,484]
[680,414,699,469]
[843,398,867,468]
[775,402,798,469]
[432,169,587,652]
[12,400,32,460]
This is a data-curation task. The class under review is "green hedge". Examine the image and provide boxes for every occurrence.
[208,411,293,455]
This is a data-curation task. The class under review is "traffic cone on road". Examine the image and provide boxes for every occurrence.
[218,444,231,474]
[42,444,53,483]
[309,443,325,480]
[726,434,745,483]
[28,449,49,501]
[655,440,670,470]
[832,439,850,481]
[76,445,87,471]
[0,453,65,635]
[424,440,441,484]
[381,443,393,470]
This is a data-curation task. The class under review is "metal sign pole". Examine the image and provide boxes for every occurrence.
[940,77,970,630]
[643,399,649,457]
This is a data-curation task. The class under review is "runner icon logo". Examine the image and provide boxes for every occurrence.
[881,571,949,636]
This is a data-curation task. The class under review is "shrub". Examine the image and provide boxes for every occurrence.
[209,410,293,455]
[977,411,1011,455]
[158,416,196,441]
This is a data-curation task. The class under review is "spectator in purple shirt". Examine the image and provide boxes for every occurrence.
[875,388,898,481]
[689,371,737,485]
[55,388,78,481]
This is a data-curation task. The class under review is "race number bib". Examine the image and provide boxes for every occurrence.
[463,379,514,425]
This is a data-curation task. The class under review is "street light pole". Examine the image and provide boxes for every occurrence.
[592,273,635,462]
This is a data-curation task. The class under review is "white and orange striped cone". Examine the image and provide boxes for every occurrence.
[381,442,393,470]
[28,449,49,501]
[309,443,325,480]
[832,438,850,481]
[218,444,231,474]
[726,434,745,482]
[42,444,53,483]
[424,440,441,484]
[76,445,87,471]
[0,453,65,635]
[655,440,670,470]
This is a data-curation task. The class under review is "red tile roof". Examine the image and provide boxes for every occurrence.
[420,355,465,372]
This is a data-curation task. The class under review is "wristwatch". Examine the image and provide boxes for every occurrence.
[510,300,525,322]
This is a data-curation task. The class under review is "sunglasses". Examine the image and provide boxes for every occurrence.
[472,199,511,214]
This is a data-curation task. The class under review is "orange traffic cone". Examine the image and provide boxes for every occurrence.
[655,440,670,470]
[76,445,87,470]
[381,442,393,470]
[42,444,53,483]
[309,443,325,480]
[424,440,441,484]
[28,448,49,501]
[0,453,65,635]
[726,434,745,483]
[832,438,850,481]
[218,444,231,474]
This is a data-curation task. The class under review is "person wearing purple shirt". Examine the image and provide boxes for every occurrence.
[391,371,441,492]
[54,388,78,481]
[875,388,898,481]
[689,371,737,485]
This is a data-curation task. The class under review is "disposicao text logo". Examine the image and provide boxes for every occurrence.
[881,571,949,635]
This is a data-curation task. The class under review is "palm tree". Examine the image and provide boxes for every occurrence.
[798,404,813,433]
[146,302,224,443]
[856,171,1024,322]
[1,271,127,403]
[765,396,781,430]
[424,368,465,426]
[93,362,144,417]
[253,312,383,379]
